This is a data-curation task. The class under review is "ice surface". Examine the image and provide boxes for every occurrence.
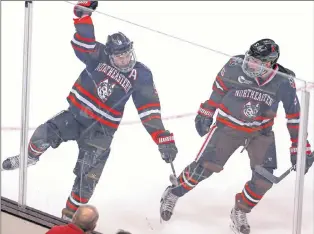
[1,1,314,234]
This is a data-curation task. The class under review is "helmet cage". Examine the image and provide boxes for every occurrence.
[109,47,137,73]
[242,50,278,78]
[105,33,137,73]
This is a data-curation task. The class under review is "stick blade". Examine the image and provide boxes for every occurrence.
[169,174,178,186]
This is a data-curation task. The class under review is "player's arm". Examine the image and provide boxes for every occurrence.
[195,56,236,136]
[280,75,304,143]
[132,67,178,163]
[280,75,313,173]
[132,68,166,142]
[205,56,240,112]
[202,65,231,114]
[70,1,99,65]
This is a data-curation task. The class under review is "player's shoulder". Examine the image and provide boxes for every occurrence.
[95,41,106,53]
[218,54,245,83]
[89,42,108,61]
[134,61,152,72]
[220,54,244,74]
[227,54,245,67]
[276,63,297,90]
[133,61,153,81]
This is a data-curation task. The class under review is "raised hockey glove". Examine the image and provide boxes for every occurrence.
[156,130,178,163]
[74,1,98,18]
[290,141,314,174]
[195,101,214,137]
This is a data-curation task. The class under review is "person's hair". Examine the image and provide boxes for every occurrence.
[116,229,132,234]
[72,205,99,232]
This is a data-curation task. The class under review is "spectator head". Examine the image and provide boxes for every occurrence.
[72,205,99,233]
[116,230,132,234]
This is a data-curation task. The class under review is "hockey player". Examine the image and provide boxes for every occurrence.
[2,1,178,221]
[159,39,314,234]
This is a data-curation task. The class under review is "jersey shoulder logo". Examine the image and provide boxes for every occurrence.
[288,76,296,89]
[228,57,242,67]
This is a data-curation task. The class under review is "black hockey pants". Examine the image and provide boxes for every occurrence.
[28,109,115,213]
[171,122,277,213]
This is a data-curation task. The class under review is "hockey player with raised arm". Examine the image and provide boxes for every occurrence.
[159,39,314,234]
[2,1,177,221]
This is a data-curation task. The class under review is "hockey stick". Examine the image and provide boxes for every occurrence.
[254,165,296,184]
[169,161,179,186]
[170,161,177,177]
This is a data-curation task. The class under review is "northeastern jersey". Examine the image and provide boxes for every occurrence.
[206,55,300,142]
[68,16,165,141]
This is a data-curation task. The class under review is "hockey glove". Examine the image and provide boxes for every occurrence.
[290,141,314,174]
[195,101,214,137]
[156,130,178,163]
[74,1,98,18]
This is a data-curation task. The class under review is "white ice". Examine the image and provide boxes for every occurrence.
[1,1,314,234]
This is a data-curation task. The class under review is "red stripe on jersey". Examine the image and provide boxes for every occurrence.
[219,104,231,115]
[66,200,79,212]
[74,83,122,116]
[207,100,220,108]
[71,192,89,203]
[72,44,95,53]
[216,117,274,133]
[151,130,165,143]
[254,116,275,121]
[213,86,225,96]
[216,76,229,91]
[73,16,93,25]
[75,32,95,43]
[68,95,119,129]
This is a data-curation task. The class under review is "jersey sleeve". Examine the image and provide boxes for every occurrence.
[204,56,238,112]
[131,67,166,144]
[279,76,302,143]
[71,15,98,65]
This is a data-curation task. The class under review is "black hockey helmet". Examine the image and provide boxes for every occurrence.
[105,32,136,73]
[242,38,280,78]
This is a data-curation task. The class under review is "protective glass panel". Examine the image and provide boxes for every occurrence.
[1,1,313,234]
[306,82,314,233]
[1,1,26,202]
